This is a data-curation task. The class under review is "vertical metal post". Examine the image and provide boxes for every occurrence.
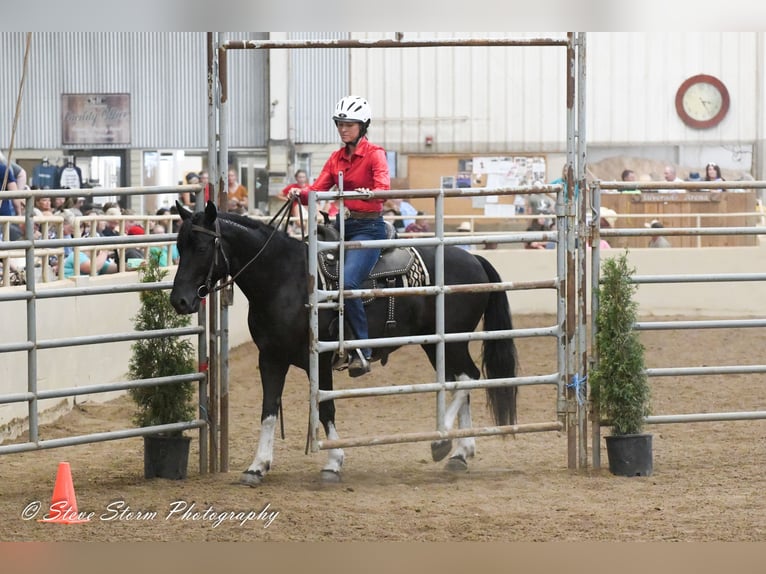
[25,197,38,444]
[308,189,320,452]
[564,32,578,469]
[555,178,568,449]
[220,295,230,473]
[213,33,231,472]
[576,32,589,470]
[336,172,346,357]
[196,31,219,476]
[218,39,230,472]
[434,189,447,431]
[590,181,603,469]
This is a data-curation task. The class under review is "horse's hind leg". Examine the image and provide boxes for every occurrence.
[445,380,475,472]
[427,342,481,464]
[431,384,474,462]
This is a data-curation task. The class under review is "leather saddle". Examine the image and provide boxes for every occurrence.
[313,223,430,365]
[315,223,429,303]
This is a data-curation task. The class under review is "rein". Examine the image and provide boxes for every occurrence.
[192,203,296,298]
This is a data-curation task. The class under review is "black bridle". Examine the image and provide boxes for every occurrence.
[189,199,301,299]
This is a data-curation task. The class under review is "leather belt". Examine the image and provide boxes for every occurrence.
[344,208,381,220]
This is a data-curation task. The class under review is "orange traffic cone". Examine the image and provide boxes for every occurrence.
[38,462,90,524]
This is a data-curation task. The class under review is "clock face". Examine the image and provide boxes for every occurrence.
[675,74,730,129]
[681,82,723,121]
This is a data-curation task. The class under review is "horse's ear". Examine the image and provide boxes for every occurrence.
[203,200,218,226]
[176,200,193,221]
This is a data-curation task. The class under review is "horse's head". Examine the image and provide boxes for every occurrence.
[170,200,229,314]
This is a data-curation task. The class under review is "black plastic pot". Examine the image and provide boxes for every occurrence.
[143,434,191,480]
[605,433,653,477]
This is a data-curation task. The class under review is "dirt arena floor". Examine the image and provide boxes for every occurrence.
[1,313,765,542]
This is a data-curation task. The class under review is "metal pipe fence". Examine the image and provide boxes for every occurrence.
[306,184,573,456]
[589,179,766,468]
[0,185,210,471]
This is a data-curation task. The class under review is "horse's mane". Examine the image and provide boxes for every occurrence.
[215,211,303,245]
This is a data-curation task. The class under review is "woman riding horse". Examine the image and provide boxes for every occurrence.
[289,95,389,377]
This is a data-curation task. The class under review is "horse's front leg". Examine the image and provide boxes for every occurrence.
[240,357,288,487]
[318,356,344,482]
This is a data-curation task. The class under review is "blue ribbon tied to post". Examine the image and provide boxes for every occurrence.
[567,374,587,406]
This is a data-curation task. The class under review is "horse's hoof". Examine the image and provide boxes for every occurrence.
[445,455,468,472]
[431,439,452,462]
[320,469,342,483]
[240,469,264,487]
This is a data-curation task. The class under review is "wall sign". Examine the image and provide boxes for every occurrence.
[62,93,131,145]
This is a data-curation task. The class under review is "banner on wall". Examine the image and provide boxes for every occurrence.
[61,93,131,145]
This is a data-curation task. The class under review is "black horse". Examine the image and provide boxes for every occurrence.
[170,201,518,485]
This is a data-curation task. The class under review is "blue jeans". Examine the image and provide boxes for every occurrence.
[335,215,388,359]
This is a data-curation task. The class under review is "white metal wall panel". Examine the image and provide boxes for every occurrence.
[350,32,570,154]
[225,32,269,149]
[587,32,758,146]
[0,32,267,151]
[289,32,349,143]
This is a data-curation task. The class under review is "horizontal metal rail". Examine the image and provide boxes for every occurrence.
[225,37,570,51]
[646,411,766,424]
[318,373,560,402]
[312,185,564,201]
[0,291,33,303]
[599,180,766,192]
[317,421,564,451]
[0,420,206,455]
[318,278,558,303]
[0,281,172,303]
[34,281,174,298]
[646,365,766,377]
[633,273,766,284]
[603,226,766,238]
[35,325,203,351]
[316,325,560,355]
[635,319,766,331]
[0,185,201,202]
[317,230,558,252]
[0,372,205,405]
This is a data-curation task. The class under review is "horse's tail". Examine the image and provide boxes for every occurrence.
[474,255,519,426]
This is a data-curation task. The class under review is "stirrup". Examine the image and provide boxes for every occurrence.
[348,350,371,378]
[332,352,349,371]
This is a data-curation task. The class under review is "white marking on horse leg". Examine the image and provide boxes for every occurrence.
[322,422,344,474]
[444,389,468,430]
[454,389,476,460]
[245,415,277,477]
[432,378,470,463]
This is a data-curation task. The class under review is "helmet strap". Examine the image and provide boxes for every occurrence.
[336,120,370,147]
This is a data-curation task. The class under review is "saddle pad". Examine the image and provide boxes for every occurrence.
[317,246,430,300]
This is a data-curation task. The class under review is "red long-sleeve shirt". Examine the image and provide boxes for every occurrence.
[300,137,389,213]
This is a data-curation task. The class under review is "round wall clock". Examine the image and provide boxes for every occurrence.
[675,74,730,129]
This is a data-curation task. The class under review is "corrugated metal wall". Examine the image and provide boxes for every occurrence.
[289,32,349,143]
[224,32,269,149]
[350,32,569,154]
[1,32,268,150]
[1,33,761,159]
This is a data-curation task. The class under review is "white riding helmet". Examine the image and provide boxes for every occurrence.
[332,95,371,124]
